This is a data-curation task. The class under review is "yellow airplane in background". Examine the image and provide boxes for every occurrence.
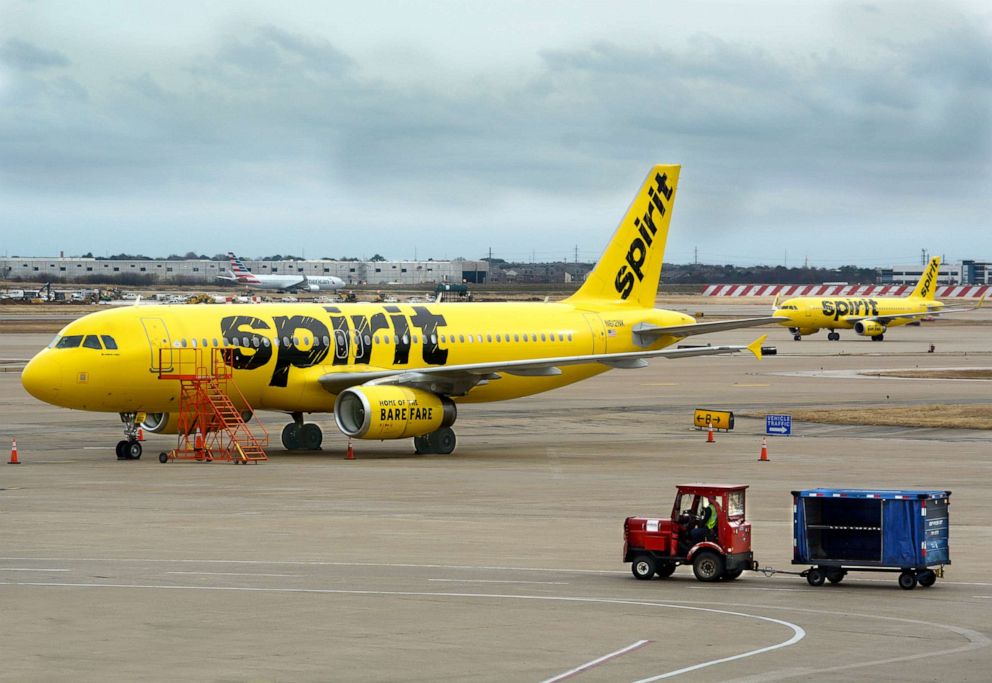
[773,256,985,341]
[21,165,776,459]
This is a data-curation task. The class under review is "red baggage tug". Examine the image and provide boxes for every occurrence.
[624,484,755,582]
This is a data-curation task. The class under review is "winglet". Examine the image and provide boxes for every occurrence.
[746,334,767,360]
[978,294,987,310]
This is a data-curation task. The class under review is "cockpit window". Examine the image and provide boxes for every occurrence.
[48,335,62,349]
[56,335,84,349]
[101,335,118,350]
[82,335,103,350]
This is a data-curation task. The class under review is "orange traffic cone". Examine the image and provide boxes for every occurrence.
[9,438,20,464]
[759,437,769,462]
[137,428,144,442]
[706,422,715,444]
[345,439,355,461]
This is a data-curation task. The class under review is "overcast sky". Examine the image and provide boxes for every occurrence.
[1,1,990,266]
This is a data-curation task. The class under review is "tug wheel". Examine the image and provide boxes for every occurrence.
[631,555,657,580]
[692,551,724,582]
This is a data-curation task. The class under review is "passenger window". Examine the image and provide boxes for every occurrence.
[514,334,519,342]
[374,335,380,344]
[201,338,207,348]
[459,335,465,343]
[364,335,371,345]
[495,334,501,342]
[467,335,473,343]
[212,338,218,347]
[57,335,84,349]
[486,334,492,342]
[242,336,249,347]
[191,338,198,348]
[323,335,330,347]
[431,334,437,345]
[262,338,271,347]
[101,335,118,350]
[402,335,409,345]
[180,339,188,348]
[540,333,546,342]
[83,335,103,349]
[559,333,564,341]
[522,334,527,342]
[531,334,537,342]
[412,335,418,344]
[567,333,573,341]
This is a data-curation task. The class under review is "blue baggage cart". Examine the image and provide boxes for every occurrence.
[792,488,950,590]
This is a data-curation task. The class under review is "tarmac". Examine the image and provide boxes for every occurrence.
[1,304,990,681]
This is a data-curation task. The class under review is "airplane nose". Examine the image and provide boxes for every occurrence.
[21,354,63,405]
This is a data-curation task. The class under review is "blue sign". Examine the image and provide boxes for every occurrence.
[766,414,792,436]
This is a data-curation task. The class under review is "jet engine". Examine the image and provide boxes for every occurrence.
[140,409,253,434]
[306,283,319,291]
[140,412,182,434]
[334,386,456,439]
[854,320,886,337]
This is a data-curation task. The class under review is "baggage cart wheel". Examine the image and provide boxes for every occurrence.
[806,568,825,586]
[898,571,917,590]
[655,561,676,579]
[159,452,169,464]
[692,551,724,582]
[631,555,657,580]
[918,570,936,587]
[827,570,845,584]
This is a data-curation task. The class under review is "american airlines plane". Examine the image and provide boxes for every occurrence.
[218,253,345,292]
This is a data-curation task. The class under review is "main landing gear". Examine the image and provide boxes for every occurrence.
[871,334,885,342]
[413,427,457,455]
[827,332,840,341]
[281,412,323,451]
[116,412,143,460]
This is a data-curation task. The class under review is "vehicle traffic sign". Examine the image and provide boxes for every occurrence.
[766,414,792,436]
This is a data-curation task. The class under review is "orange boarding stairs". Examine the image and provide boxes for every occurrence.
[156,347,269,464]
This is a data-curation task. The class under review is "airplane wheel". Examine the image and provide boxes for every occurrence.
[793,334,802,341]
[300,423,322,450]
[281,423,301,450]
[127,441,142,459]
[872,334,884,342]
[116,440,130,459]
[434,428,456,455]
[413,435,431,454]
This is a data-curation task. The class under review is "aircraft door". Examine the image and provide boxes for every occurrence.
[141,317,174,372]
[582,313,608,355]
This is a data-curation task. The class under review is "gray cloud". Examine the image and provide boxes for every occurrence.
[0,38,70,71]
[0,13,989,262]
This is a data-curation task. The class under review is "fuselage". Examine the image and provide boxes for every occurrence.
[774,295,944,331]
[21,301,694,415]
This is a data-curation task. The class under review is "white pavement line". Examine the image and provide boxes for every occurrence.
[428,579,568,585]
[0,568,70,572]
[166,572,297,577]
[974,595,992,599]
[0,581,807,679]
[661,599,992,681]
[631,613,805,682]
[541,640,650,683]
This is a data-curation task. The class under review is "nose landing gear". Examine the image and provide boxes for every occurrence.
[116,412,142,460]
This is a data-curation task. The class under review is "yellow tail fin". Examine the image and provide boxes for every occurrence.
[910,256,941,300]
[567,165,680,308]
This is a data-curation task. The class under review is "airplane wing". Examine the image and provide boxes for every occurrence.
[842,295,985,326]
[318,335,767,396]
[632,317,782,340]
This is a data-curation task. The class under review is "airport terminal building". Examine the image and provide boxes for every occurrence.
[0,256,481,286]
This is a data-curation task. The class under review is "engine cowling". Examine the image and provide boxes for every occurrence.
[306,283,319,291]
[140,412,182,434]
[140,409,253,434]
[334,386,456,439]
[854,320,886,337]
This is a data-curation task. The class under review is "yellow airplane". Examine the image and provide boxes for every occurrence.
[21,165,776,459]
[773,256,985,341]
